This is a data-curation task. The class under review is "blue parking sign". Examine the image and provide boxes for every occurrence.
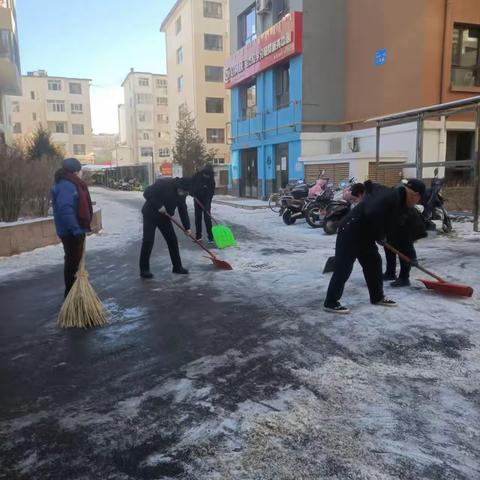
[375,48,387,66]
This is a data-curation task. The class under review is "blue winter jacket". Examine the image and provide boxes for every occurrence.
[51,179,86,237]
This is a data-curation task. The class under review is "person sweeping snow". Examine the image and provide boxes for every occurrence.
[139,176,192,278]
[323,179,426,314]
[51,158,93,298]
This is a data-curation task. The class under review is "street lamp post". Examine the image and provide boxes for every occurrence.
[151,149,155,184]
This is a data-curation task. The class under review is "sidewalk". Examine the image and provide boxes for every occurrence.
[212,195,269,210]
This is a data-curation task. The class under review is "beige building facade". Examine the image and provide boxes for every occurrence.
[161,0,231,167]
[0,0,21,145]
[7,70,93,163]
[119,70,171,170]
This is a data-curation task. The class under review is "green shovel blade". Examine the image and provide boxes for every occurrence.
[212,225,236,249]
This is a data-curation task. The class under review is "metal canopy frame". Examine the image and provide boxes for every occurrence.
[368,95,480,232]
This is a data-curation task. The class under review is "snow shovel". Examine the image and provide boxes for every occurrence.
[323,256,336,274]
[194,197,236,249]
[381,242,473,298]
[160,207,233,271]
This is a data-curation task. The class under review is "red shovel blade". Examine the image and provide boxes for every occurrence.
[418,279,473,298]
[205,255,233,271]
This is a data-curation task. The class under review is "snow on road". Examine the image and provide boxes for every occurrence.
[2,188,480,478]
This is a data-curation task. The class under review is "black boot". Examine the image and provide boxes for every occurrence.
[390,277,410,288]
[383,272,397,281]
[140,271,154,279]
[172,266,189,274]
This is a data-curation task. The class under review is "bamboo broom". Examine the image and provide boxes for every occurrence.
[57,242,108,328]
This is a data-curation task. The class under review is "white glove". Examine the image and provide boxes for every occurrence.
[159,206,167,215]
[414,204,424,214]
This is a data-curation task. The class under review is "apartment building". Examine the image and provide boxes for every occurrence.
[119,69,171,168]
[0,0,21,145]
[7,70,93,163]
[160,0,231,172]
[227,0,480,198]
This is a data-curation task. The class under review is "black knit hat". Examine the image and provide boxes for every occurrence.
[177,176,192,192]
[405,178,426,196]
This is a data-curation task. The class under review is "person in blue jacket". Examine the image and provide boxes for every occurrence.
[51,158,93,297]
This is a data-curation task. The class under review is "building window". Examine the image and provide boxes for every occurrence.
[156,78,167,88]
[177,46,183,64]
[204,34,223,51]
[47,100,65,112]
[205,66,224,82]
[159,148,170,157]
[69,82,82,94]
[141,147,153,157]
[143,132,150,140]
[206,97,224,113]
[274,62,290,109]
[204,1,222,19]
[138,77,149,87]
[213,157,225,165]
[73,144,86,155]
[157,97,168,106]
[54,122,66,133]
[238,4,256,48]
[71,103,83,114]
[157,114,169,123]
[240,81,256,119]
[206,128,225,144]
[451,25,480,88]
[12,101,19,112]
[138,111,152,122]
[179,103,188,120]
[30,91,36,100]
[177,75,184,92]
[136,93,152,104]
[273,0,289,23]
[72,124,84,135]
[48,79,62,91]
[32,113,37,121]
[13,122,21,134]
[175,16,182,35]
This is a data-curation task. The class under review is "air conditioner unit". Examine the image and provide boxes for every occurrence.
[256,0,271,15]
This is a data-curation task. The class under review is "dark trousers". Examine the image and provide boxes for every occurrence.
[325,232,384,306]
[139,209,182,273]
[194,197,213,241]
[61,234,85,298]
[384,238,416,280]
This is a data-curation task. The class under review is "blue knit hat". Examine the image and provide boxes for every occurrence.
[62,157,82,172]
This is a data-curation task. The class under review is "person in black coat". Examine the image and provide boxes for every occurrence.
[191,164,216,242]
[139,177,192,278]
[323,179,426,314]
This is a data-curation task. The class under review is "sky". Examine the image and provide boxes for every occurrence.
[16,0,177,134]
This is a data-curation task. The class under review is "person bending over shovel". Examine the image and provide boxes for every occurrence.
[139,177,192,279]
[323,179,426,314]
[51,158,93,298]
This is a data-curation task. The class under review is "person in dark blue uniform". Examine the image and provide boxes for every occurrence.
[139,177,192,278]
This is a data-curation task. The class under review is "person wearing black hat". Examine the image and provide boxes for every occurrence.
[139,176,192,278]
[191,164,216,243]
[51,158,93,297]
[323,178,426,314]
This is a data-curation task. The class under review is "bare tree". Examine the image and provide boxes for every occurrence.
[0,144,26,222]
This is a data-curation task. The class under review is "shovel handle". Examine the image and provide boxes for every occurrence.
[380,241,446,283]
[161,209,216,258]
[194,197,218,225]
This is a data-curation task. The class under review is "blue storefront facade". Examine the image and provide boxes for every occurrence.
[226,11,305,198]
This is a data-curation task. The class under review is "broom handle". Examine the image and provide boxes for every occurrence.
[193,196,218,225]
[381,241,446,282]
[162,210,217,258]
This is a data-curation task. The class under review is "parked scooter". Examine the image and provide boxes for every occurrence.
[281,182,314,225]
[304,183,335,228]
[423,168,452,233]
